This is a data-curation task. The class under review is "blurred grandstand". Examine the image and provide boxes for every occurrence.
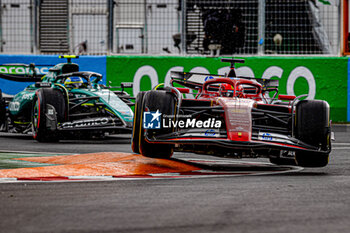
[0,0,345,55]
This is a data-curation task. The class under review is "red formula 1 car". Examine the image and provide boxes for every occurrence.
[132,58,332,167]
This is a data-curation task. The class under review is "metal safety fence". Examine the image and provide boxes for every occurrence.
[0,0,341,55]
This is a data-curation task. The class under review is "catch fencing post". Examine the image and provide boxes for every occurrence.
[258,0,265,55]
[107,0,115,54]
[181,0,186,54]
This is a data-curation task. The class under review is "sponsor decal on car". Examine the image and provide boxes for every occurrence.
[0,66,49,75]
[22,93,33,100]
[61,117,111,129]
[261,133,273,141]
[204,129,216,136]
[258,132,292,144]
[143,110,222,129]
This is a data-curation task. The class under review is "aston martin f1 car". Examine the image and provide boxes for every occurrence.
[0,55,134,142]
[132,58,332,167]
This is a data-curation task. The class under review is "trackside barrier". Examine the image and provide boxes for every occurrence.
[107,56,348,122]
[0,55,347,122]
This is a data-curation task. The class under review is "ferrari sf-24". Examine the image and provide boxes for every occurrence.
[132,58,332,167]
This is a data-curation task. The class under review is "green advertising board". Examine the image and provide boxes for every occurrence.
[107,56,348,122]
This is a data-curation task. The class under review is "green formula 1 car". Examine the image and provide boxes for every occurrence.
[0,55,134,142]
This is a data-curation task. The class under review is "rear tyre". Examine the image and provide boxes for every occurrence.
[32,88,66,142]
[294,100,330,167]
[139,90,176,158]
[131,91,146,154]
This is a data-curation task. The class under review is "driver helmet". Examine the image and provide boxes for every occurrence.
[236,84,244,97]
[64,77,84,89]
[219,83,234,97]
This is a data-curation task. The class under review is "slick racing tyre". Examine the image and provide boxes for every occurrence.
[139,90,176,159]
[32,88,66,142]
[131,91,146,154]
[294,100,330,167]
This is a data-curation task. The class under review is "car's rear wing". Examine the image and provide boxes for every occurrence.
[0,64,46,82]
[171,71,279,90]
[171,71,225,89]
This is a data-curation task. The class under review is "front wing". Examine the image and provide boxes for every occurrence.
[144,135,330,155]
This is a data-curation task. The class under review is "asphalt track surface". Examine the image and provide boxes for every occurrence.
[0,125,349,233]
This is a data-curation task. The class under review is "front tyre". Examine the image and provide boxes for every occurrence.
[294,100,331,167]
[32,88,66,142]
[139,90,176,159]
[131,91,146,154]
